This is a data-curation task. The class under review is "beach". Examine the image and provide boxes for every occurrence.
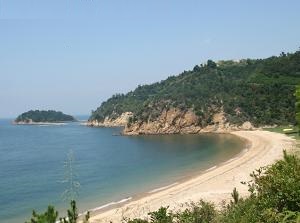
[1,120,247,223]
[87,130,295,223]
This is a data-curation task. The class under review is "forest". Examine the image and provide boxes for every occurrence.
[89,50,300,127]
[15,110,76,123]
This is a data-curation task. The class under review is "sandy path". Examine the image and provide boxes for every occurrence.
[87,131,295,223]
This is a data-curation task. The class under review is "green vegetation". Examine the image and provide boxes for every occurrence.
[15,110,76,123]
[90,49,300,127]
[25,206,58,223]
[296,85,300,134]
[263,125,300,141]
[125,151,300,223]
[219,151,300,223]
[25,200,89,223]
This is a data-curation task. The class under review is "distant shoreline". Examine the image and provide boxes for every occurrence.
[12,121,75,125]
[86,130,295,223]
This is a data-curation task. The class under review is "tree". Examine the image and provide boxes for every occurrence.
[58,201,90,223]
[25,206,58,223]
[148,207,173,223]
[280,51,286,57]
[231,187,239,205]
[89,49,300,132]
[193,65,201,72]
[207,59,217,69]
[59,200,78,223]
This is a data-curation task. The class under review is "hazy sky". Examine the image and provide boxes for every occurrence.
[0,0,300,118]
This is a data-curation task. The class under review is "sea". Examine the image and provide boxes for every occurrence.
[0,116,246,222]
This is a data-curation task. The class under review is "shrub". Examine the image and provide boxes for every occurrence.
[148,207,173,223]
[26,201,89,223]
[175,200,217,223]
[25,206,58,223]
[220,151,300,223]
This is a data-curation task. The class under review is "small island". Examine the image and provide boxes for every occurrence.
[14,110,76,124]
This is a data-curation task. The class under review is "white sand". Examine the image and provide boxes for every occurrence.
[87,131,295,223]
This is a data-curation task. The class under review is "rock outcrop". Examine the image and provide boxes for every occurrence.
[87,109,255,135]
[86,112,133,127]
[123,108,255,135]
[124,108,202,135]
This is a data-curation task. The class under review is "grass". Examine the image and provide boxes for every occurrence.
[263,125,300,139]
[263,125,300,157]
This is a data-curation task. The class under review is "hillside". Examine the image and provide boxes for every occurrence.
[88,50,300,134]
[15,110,76,124]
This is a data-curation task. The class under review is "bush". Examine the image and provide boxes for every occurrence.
[148,207,173,223]
[26,200,89,223]
[126,151,300,223]
[175,200,217,223]
[221,151,300,223]
[25,206,58,223]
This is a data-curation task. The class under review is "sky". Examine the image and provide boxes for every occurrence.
[0,0,300,118]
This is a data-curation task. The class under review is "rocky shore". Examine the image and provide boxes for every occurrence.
[87,109,256,135]
[86,112,133,127]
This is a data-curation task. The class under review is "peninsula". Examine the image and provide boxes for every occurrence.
[88,50,300,135]
[14,110,76,124]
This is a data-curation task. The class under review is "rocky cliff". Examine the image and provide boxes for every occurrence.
[124,108,254,135]
[87,108,255,135]
[86,112,133,127]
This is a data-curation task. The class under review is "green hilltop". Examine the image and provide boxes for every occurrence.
[90,50,300,128]
[15,110,76,123]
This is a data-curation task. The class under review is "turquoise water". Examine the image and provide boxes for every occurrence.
[0,117,245,222]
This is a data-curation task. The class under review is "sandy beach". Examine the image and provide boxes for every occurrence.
[87,130,295,223]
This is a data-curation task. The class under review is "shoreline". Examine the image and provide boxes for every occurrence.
[12,121,76,125]
[82,138,249,217]
[85,130,295,223]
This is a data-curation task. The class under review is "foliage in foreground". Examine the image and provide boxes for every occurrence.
[127,201,217,223]
[26,151,300,223]
[126,151,300,223]
[25,206,58,223]
[25,200,89,223]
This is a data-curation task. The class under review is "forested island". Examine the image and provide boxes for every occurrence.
[14,110,76,124]
[88,49,300,135]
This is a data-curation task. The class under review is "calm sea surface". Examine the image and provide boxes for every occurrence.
[0,117,245,222]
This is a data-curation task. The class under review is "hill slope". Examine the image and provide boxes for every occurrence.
[89,50,300,135]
